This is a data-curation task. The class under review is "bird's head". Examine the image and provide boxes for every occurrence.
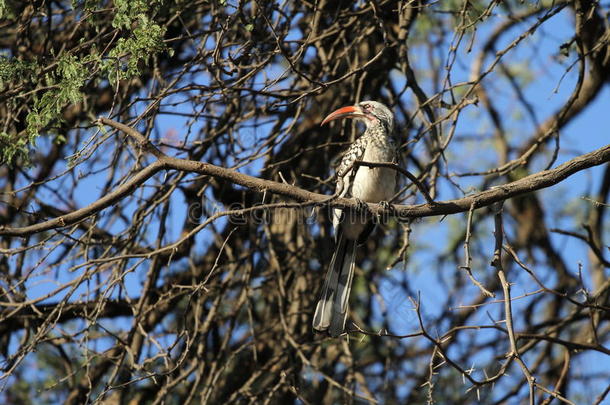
[321,101,394,133]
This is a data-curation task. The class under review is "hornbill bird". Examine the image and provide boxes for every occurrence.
[313,101,398,337]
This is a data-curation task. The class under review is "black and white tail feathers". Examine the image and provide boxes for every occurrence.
[313,230,357,337]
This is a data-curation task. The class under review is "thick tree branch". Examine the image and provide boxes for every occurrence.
[0,118,608,237]
[0,299,133,335]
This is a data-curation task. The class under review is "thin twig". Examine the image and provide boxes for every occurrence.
[492,203,535,405]
[460,201,495,297]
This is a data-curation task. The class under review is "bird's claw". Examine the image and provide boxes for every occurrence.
[376,200,394,223]
[355,198,371,214]
[378,200,393,211]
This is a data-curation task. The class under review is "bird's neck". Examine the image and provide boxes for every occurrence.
[363,122,393,139]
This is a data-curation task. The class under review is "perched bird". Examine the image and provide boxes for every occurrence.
[313,101,398,337]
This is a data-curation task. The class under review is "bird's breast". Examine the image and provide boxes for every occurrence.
[351,141,396,203]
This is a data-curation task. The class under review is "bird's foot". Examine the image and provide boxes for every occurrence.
[378,200,393,211]
[355,198,372,214]
[376,201,394,223]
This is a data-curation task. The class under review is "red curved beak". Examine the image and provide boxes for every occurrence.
[320,105,365,126]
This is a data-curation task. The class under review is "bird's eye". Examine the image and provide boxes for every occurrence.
[362,103,370,111]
